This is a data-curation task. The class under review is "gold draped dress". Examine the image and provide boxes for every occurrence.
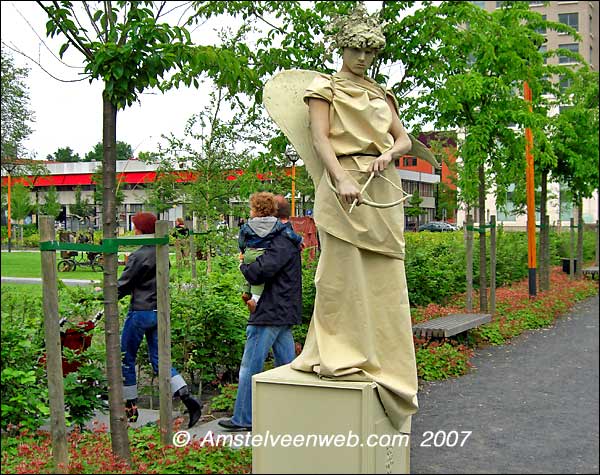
[290,71,419,430]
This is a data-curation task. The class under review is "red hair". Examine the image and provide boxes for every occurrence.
[132,212,157,234]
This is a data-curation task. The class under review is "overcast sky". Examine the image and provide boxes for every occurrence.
[1,1,394,163]
[0,1,237,161]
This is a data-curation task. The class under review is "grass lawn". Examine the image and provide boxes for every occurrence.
[1,251,126,281]
[1,251,193,281]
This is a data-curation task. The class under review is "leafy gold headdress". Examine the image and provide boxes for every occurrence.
[325,2,387,52]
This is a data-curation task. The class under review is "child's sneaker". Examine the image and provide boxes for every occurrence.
[246,299,257,313]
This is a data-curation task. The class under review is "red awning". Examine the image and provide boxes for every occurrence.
[1,168,275,187]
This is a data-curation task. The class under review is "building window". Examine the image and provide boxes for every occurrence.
[129,204,143,214]
[558,12,579,32]
[496,187,517,222]
[403,156,417,167]
[559,75,574,91]
[470,1,486,8]
[539,44,547,63]
[403,180,419,195]
[591,46,594,64]
[420,182,434,198]
[535,15,547,35]
[558,185,574,221]
[495,1,505,8]
[558,43,579,63]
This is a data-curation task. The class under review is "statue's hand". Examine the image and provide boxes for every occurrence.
[368,151,393,175]
[335,174,362,206]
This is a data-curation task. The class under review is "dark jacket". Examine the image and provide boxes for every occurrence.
[117,245,157,311]
[238,217,302,252]
[172,224,189,239]
[240,231,302,326]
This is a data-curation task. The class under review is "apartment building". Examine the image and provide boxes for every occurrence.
[397,132,458,227]
[456,1,599,229]
[476,1,598,68]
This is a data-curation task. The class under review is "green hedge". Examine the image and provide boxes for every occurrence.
[403,229,596,307]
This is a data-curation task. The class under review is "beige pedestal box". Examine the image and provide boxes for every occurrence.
[252,364,411,474]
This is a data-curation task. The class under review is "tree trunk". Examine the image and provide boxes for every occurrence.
[205,188,211,274]
[478,164,487,312]
[466,213,474,312]
[539,170,549,291]
[102,95,131,463]
[576,199,584,280]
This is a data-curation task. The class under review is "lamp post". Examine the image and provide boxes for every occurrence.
[285,147,299,217]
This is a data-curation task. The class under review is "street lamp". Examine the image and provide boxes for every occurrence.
[285,147,299,217]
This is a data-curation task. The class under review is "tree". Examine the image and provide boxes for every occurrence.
[138,150,159,162]
[1,47,34,162]
[40,186,62,219]
[551,66,599,278]
[70,186,94,223]
[159,88,274,271]
[408,2,575,310]
[143,161,181,218]
[46,146,80,162]
[91,165,124,209]
[84,141,133,162]
[405,188,427,228]
[10,182,34,223]
[435,181,458,222]
[37,0,274,460]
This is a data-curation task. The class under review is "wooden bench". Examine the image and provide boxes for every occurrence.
[582,266,599,280]
[413,313,492,338]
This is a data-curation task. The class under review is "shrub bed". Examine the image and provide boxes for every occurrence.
[0,423,251,474]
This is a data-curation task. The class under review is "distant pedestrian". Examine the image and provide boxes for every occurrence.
[172,217,190,267]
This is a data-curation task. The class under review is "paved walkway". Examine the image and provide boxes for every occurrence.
[80,295,598,473]
[410,294,599,474]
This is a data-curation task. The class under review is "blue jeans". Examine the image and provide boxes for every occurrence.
[121,310,186,400]
[231,325,296,427]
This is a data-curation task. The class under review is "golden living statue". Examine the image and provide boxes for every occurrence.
[263,3,439,431]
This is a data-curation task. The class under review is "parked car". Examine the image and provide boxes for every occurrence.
[418,221,459,232]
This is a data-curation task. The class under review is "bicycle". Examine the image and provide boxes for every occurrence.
[57,251,104,272]
[57,230,104,272]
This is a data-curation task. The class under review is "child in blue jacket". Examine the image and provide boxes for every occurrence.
[238,192,302,312]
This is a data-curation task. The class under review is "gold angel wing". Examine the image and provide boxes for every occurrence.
[263,69,324,189]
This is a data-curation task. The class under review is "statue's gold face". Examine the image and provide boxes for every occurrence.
[342,47,376,76]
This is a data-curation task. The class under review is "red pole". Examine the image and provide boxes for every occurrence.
[524,81,536,297]
[7,173,12,253]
